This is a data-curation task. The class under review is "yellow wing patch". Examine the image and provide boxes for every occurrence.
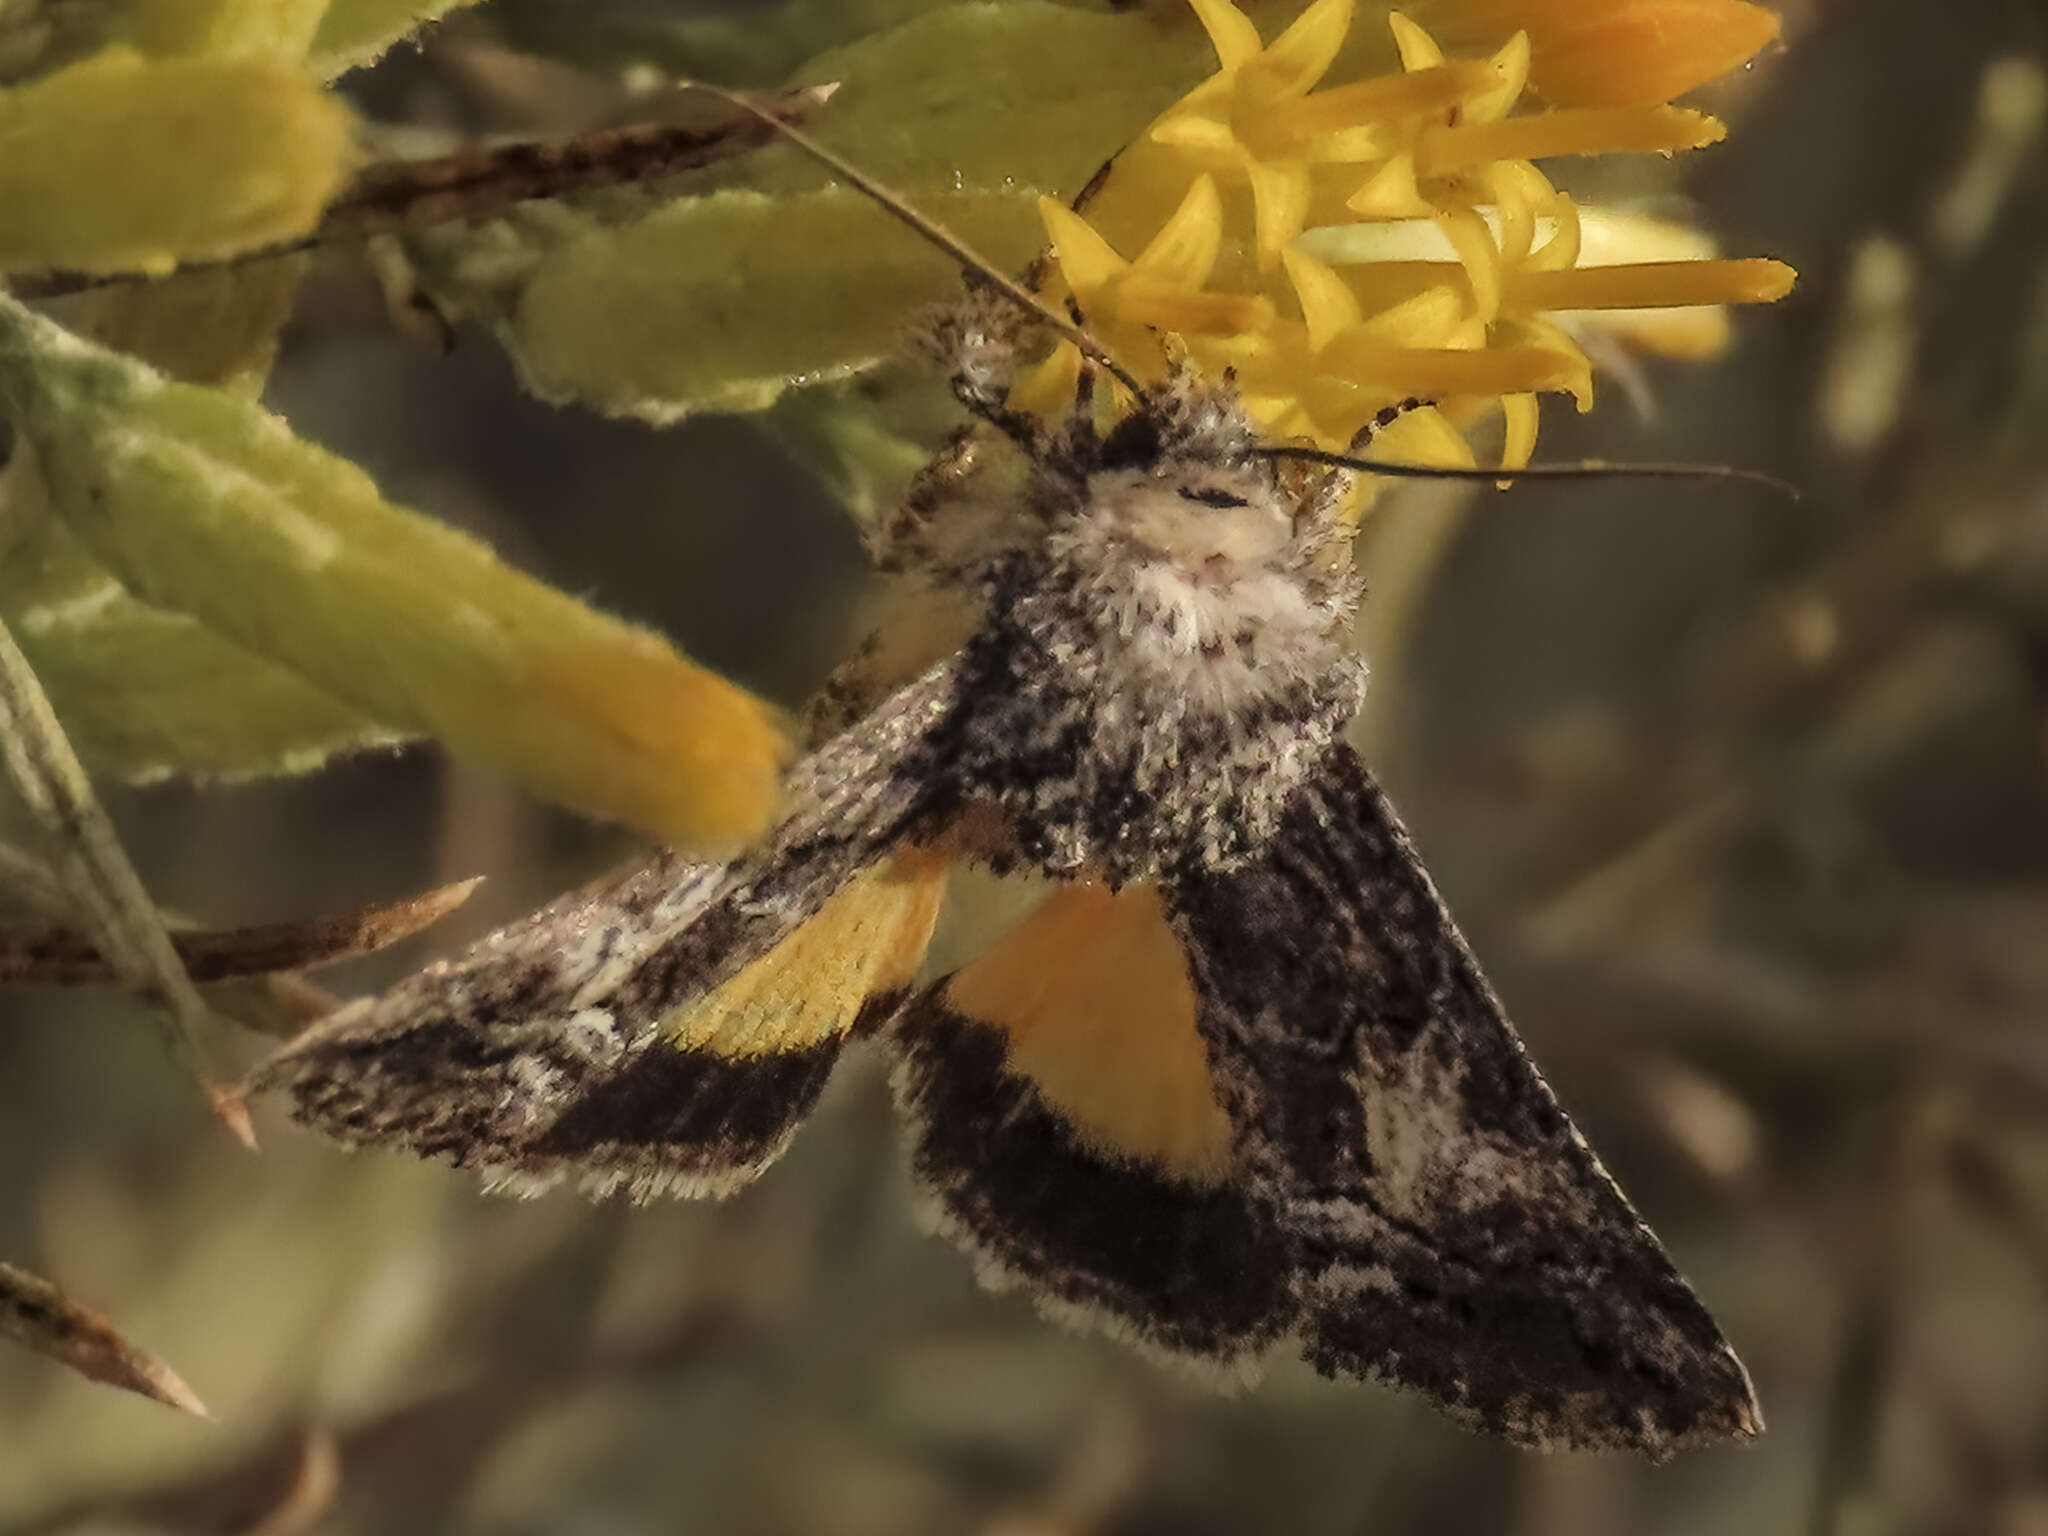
[944,881,1236,1185]
[664,850,947,1058]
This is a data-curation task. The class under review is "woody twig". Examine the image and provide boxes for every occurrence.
[11,83,836,300]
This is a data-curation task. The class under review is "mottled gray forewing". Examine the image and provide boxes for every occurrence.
[1166,744,1760,1455]
[251,660,961,1199]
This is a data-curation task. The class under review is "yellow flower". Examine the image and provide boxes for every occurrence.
[1024,0,1795,492]
[1012,175,1275,415]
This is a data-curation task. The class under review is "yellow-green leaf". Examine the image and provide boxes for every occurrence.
[120,0,331,63]
[0,295,791,853]
[0,48,352,277]
[0,507,399,782]
[399,2,1211,423]
[778,2,1209,198]
[500,186,1046,421]
[307,0,483,76]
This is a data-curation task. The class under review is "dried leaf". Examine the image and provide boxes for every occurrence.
[0,294,792,852]
[0,877,480,985]
[0,48,351,276]
[0,1260,209,1417]
[71,255,312,388]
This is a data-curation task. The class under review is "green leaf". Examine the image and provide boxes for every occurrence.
[491,185,1047,421]
[0,504,399,783]
[0,295,792,853]
[0,48,352,276]
[119,0,332,63]
[776,1,1209,197]
[307,0,484,76]
[400,2,1211,423]
[483,0,965,85]
[753,379,951,535]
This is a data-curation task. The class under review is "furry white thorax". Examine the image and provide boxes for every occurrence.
[1054,464,1354,720]
[933,446,1367,882]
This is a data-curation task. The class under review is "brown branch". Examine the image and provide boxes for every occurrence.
[0,877,480,986]
[10,84,836,301]
[0,1261,208,1419]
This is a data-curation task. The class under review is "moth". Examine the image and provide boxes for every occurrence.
[252,109,1761,1460]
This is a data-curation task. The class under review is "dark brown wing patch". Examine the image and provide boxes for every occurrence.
[1166,743,1762,1454]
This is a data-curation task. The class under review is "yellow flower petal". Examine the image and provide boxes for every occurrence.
[1239,391,1301,428]
[1245,156,1315,268]
[1014,0,1794,477]
[1148,110,1244,164]
[1268,60,1493,142]
[1510,257,1797,310]
[1321,336,1590,400]
[1243,0,1353,99]
[1281,247,1363,351]
[1038,194,1130,296]
[1369,405,1479,467]
[1134,174,1224,287]
[1526,187,1585,270]
[1387,11,1446,71]
[1418,104,1726,175]
[1355,282,1468,346]
[1119,278,1275,334]
[1185,0,1265,70]
[1442,0,1783,110]
[1486,162,1546,264]
[1305,125,1397,163]
[1504,315,1596,408]
[1346,152,1434,218]
[1466,31,1534,125]
[1436,206,1505,322]
[1007,342,1086,417]
[1500,391,1539,470]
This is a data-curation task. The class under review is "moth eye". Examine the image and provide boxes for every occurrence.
[1176,485,1250,510]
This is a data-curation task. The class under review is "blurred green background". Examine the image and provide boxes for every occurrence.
[5,0,2048,1531]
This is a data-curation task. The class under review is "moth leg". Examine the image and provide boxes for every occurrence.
[865,426,989,577]
[890,878,1293,1375]
[926,294,1053,457]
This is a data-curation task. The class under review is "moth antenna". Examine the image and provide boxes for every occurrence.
[680,80,1151,402]
[1257,446,1801,500]
[1348,397,1430,450]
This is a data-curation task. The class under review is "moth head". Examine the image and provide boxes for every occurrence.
[1067,386,1342,584]
[1085,463,1294,572]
